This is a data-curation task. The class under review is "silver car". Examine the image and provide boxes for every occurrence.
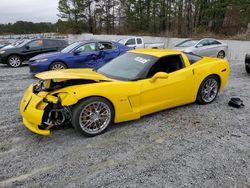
[173,38,228,58]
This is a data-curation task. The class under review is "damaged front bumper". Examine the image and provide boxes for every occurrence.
[20,84,72,136]
[20,85,50,135]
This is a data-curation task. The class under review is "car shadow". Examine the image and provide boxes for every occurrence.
[0,63,29,69]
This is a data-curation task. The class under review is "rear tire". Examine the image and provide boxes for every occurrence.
[49,62,67,71]
[217,51,225,59]
[196,75,219,104]
[72,97,114,137]
[7,55,22,68]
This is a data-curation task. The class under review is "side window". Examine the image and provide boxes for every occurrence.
[137,38,142,44]
[53,40,59,47]
[61,40,67,46]
[209,40,221,45]
[45,40,56,47]
[197,40,209,47]
[76,43,96,53]
[98,42,116,50]
[147,55,184,77]
[125,38,136,45]
[27,40,43,49]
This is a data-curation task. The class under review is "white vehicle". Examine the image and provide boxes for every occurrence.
[118,37,165,49]
[173,38,228,58]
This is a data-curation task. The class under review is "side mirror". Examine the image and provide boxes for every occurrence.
[73,50,81,55]
[150,72,169,83]
[25,45,30,50]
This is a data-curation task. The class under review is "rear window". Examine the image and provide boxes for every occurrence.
[137,38,142,44]
[46,40,67,47]
[209,40,221,45]
[185,53,203,64]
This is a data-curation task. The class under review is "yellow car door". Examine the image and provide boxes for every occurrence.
[139,67,195,116]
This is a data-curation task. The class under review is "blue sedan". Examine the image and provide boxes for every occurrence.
[29,40,130,73]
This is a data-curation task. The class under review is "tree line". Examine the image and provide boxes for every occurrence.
[0,21,57,34]
[57,0,250,36]
[0,0,249,37]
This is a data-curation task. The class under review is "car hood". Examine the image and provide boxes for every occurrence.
[1,45,17,50]
[35,68,114,82]
[31,52,62,60]
[173,46,188,51]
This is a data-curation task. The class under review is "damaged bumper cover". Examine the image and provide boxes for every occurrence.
[20,85,50,135]
[20,84,73,136]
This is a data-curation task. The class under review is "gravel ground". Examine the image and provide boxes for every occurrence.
[0,61,249,188]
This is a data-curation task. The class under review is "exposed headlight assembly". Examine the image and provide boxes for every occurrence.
[33,80,51,93]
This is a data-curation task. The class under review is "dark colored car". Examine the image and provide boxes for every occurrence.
[0,39,68,68]
[245,53,250,73]
[29,40,131,74]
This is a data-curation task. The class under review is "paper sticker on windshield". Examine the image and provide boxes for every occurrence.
[134,57,150,64]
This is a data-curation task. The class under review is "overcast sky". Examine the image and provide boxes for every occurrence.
[0,0,59,23]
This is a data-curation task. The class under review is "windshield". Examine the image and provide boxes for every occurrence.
[175,39,199,47]
[13,40,25,46]
[97,52,157,80]
[61,42,81,53]
[16,40,31,47]
[117,39,126,44]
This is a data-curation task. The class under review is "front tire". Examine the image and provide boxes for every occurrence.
[7,55,22,68]
[197,75,219,104]
[49,62,67,71]
[72,97,114,137]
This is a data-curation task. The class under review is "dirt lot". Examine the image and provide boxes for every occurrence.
[0,61,249,188]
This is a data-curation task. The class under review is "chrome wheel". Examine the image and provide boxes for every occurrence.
[79,101,111,135]
[201,78,218,103]
[51,63,66,70]
[217,51,225,58]
[8,56,21,67]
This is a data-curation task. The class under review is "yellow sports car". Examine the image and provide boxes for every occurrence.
[20,49,229,136]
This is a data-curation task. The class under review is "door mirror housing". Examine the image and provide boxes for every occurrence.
[73,50,81,55]
[25,45,30,50]
[150,72,169,83]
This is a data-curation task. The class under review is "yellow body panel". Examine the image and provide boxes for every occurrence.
[20,85,50,135]
[36,68,114,81]
[20,49,230,135]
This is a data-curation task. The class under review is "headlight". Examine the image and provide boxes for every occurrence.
[0,51,5,54]
[35,58,48,63]
[33,80,51,93]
